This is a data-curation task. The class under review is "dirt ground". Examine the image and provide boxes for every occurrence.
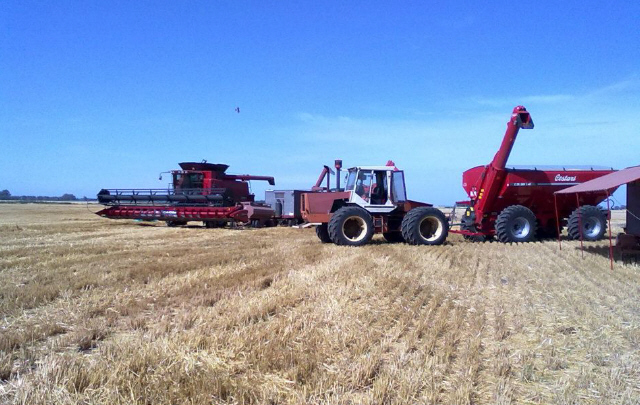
[0,203,638,404]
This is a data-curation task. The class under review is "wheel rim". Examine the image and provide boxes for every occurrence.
[343,216,368,242]
[419,216,443,242]
[583,217,602,238]
[511,217,531,239]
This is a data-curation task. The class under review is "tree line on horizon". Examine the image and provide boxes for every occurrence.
[0,189,84,202]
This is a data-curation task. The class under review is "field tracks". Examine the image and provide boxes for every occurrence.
[0,204,639,404]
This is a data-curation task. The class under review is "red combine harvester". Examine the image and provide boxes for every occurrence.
[96,162,276,227]
[453,106,616,243]
[301,160,449,246]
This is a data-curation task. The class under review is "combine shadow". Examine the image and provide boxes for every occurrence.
[366,239,455,247]
[135,222,160,227]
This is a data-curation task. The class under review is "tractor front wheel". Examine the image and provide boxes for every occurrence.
[567,205,607,241]
[315,223,332,243]
[328,206,374,246]
[495,205,537,243]
[401,207,449,245]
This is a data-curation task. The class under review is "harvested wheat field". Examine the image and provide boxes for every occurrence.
[0,203,639,405]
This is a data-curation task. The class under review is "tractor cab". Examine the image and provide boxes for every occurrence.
[344,166,407,213]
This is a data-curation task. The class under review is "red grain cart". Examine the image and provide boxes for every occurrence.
[452,106,616,242]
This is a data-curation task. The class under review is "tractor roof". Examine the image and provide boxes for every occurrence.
[348,166,400,171]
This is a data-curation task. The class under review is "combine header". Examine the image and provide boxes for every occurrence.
[453,106,616,242]
[96,162,276,227]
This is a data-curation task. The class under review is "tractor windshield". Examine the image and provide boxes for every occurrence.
[355,171,373,202]
[345,169,358,191]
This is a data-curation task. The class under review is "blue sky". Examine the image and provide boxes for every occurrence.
[1,1,639,205]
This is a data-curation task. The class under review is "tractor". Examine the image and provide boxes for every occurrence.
[301,161,449,246]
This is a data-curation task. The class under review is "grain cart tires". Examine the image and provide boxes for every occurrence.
[383,232,404,243]
[495,205,537,243]
[315,223,332,243]
[401,207,449,246]
[567,205,607,241]
[328,206,374,246]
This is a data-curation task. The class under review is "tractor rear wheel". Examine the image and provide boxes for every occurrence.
[383,232,404,243]
[328,206,374,246]
[401,207,449,245]
[315,223,332,243]
[495,205,537,243]
[567,205,607,241]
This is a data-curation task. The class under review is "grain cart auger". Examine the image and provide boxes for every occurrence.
[450,106,616,243]
[96,161,276,228]
[301,161,449,246]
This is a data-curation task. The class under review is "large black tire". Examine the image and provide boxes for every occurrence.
[461,224,487,242]
[567,205,607,241]
[328,206,374,246]
[495,205,537,243]
[204,221,227,228]
[460,207,487,242]
[315,223,332,243]
[383,232,404,243]
[401,207,449,246]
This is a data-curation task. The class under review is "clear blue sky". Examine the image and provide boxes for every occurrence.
[1,1,639,205]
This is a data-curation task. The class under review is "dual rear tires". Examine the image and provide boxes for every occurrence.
[318,206,448,246]
[204,221,227,228]
[327,207,375,246]
[400,207,449,246]
[493,204,607,243]
[567,205,607,241]
[495,205,537,243]
[315,223,332,243]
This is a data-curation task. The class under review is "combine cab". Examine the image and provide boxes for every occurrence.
[301,161,449,246]
[453,106,616,242]
[96,162,276,227]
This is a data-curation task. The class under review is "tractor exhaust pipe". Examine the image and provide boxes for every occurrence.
[335,159,342,191]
